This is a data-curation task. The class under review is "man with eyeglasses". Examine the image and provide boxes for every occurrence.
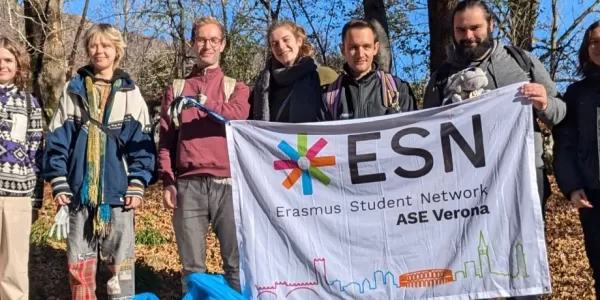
[157,16,250,294]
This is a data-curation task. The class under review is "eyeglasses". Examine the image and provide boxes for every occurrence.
[196,37,223,47]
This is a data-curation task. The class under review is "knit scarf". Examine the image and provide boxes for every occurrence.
[252,56,319,121]
[80,76,121,237]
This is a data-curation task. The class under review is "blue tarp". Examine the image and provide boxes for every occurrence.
[133,273,244,300]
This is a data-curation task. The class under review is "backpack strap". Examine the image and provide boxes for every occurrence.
[376,71,400,109]
[223,76,236,103]
[504,45,533,80]
[172,79,186,99]
[80,107,126,150]
[322,76,344,120]
[435,62,452,105]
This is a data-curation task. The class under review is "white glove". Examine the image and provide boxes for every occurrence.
[49,205,70,240]
[168,96,204,128]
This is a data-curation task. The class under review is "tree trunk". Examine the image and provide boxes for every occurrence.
[25,0,66,125]
[427,0,458,74]
[508,0,539,51]
[1,0,24,39]
[176,0,186,77]
[548,0,558,79]
[363,0,392,72]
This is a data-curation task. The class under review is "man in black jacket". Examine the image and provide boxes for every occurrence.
[319,19,416,120]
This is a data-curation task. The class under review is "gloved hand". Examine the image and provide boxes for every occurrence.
[168,95,205,128]
[49,205,70,240]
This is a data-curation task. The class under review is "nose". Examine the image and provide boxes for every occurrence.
[465,30,475,40]
[357,47,366,57]
[275,40,285,52]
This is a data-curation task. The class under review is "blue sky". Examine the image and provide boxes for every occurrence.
[63,0,599,88]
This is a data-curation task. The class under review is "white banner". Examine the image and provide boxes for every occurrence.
[226,82,550,300]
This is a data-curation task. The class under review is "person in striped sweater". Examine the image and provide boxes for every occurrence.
[0,36,44,300]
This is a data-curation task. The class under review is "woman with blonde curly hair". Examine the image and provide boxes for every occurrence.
[250,20,338,122]
[0,36,44,300]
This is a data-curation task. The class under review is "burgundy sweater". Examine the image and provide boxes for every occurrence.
[158,66,250,187]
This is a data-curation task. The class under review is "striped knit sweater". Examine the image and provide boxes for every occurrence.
[0,84,44,208]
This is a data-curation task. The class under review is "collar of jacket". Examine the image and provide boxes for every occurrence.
[67,65,135,97]
[0,83,18,96]
[342,61,381,83]
[188,64,224,78]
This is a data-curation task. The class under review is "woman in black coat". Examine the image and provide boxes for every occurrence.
[553,21,600,299]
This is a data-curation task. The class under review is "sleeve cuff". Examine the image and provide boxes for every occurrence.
[51,176,73,199]
[162,176,175,188]
[126,179,145,199]
[562,187,582,201]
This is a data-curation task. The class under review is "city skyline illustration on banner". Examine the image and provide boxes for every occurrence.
[253,231,528,299]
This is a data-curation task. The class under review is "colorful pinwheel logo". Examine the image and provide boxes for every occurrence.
[273,133,336,195]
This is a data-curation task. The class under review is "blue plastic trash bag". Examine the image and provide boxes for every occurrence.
[132,293,160,300]
[183,273,244,300]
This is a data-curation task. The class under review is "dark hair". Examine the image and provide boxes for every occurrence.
[577,21,600,78]
[341,19,378,44]
[453,0,494,25]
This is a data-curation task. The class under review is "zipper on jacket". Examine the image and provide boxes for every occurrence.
[357,83,363,118]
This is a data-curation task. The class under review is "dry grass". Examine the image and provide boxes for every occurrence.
[29,177,596,299]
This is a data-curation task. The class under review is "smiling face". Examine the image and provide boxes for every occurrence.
[269,26,302,66]
[0,47,17,85]
[453,6,494,61]
[341,27,379,78]
[193,23,226,69]
[87,34,117,73]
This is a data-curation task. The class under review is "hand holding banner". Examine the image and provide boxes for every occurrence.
[226,83,550,300]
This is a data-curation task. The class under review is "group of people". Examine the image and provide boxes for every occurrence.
[0,0,599,299]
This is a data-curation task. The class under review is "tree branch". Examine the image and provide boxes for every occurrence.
[540,0,600,62]
[297,0,327,65]
[489,1,512,39]
[258,0,281,21]
[284,0,298,22]
[67,0,90,77]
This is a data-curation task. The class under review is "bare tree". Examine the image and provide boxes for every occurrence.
[507,0,539,50]
[541,0,600,82]
[489,0,600,83]
[258,0,283,23]
[364,0,392,72]
[293,0,340,66]
[1,0,24,39]
[24,0,66,124]
[427,0,458,73]
[67,0,90,78]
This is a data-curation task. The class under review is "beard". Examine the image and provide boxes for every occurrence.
[454,31,494,62]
